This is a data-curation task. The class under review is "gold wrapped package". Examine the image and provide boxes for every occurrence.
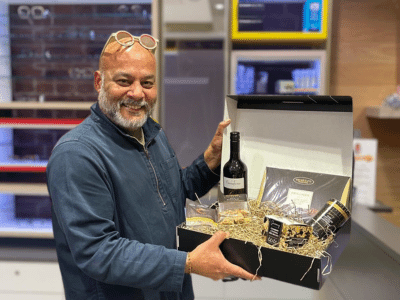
[263,215,312,249]
[218,201,251,225]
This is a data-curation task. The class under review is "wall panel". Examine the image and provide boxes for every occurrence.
[330,0,400,225]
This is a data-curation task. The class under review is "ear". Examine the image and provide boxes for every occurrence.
[94,70,102,93]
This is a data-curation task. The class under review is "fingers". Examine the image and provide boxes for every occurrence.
[190,230,261,282]
[204,119,231,170]
[209,232,260,281]
[220,119,231,128]
[214,119,231,137]
[224,261,261,281]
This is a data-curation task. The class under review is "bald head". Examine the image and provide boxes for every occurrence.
[98,38,156,73]
[94,40,157,94]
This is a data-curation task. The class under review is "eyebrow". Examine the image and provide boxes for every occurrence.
[142,75,156,81]
[113,72,155,80]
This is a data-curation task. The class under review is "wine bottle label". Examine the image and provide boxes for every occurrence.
[223,177,245,189]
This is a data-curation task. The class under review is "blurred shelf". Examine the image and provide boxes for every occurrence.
[368,200,393,213]
[0,165,47,172]
[366,106,400,119]
[0,117,84,129]
[0,183,48,195]
[293,88,318,94]
[164,32,226,40]
[0,101,94,110]
[0,159,47,172]
[0,230,53,239]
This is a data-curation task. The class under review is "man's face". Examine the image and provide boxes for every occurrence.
[94,42,157,133]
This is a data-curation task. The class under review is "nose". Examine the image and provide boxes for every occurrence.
[126,82,144,99]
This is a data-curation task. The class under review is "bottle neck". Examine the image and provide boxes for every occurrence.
[230,140,240,160]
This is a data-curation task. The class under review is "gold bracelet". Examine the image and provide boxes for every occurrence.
[186,252,192,274]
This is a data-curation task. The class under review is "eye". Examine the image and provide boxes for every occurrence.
[116,78,130,86]
[142,81,154,88]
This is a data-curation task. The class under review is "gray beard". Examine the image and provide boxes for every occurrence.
[98,86,154,133]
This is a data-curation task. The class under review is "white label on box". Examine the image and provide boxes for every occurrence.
[223,177,244,189]
[285,188,314,209]
[353,138,377,206]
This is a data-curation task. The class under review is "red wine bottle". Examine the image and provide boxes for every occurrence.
[223,131,248,201]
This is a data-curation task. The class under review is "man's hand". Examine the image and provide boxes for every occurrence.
[204,120,231,171]
[186,231,260,281]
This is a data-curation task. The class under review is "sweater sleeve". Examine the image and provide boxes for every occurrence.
[47,141,187,292]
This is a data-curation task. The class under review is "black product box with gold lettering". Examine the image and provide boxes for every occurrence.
[177,95,353,290]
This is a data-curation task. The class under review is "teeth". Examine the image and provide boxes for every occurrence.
[124,104,142,109]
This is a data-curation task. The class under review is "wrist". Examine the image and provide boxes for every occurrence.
[185,252,192,274]
[204,146,221,171]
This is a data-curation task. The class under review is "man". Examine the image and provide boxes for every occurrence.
[47,31,257,300]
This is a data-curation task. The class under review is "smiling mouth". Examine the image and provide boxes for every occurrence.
[122,103,145,112]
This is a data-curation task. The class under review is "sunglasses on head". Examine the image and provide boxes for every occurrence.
[100,31,158,57]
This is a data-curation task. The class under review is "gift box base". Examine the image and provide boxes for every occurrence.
[177,219,351,290]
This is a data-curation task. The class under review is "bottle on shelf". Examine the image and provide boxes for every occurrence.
[223,131,248,201]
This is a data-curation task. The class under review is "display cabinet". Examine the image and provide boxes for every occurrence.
[228,0,333,96]
[231,49,327,95]
[231,0,329,42]
[0,116,85,239]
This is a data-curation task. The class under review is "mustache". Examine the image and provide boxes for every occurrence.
[119,99,149,109]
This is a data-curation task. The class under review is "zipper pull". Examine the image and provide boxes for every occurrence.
[143,147,149,159]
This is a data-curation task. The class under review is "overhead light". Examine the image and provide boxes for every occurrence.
[214,3,224,11]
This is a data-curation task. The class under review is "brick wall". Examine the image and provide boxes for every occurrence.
[9,3,152,104]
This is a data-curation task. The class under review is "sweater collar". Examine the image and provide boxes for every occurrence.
[90,102,161,146]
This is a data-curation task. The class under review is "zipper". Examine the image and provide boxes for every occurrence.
[144,146,166,206]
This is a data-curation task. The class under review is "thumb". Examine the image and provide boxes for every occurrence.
[207,231,229,248]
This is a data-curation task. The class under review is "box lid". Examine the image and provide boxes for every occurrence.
[221,95,353,200]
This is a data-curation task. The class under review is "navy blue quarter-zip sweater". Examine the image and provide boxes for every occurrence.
[47,103,220,300]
